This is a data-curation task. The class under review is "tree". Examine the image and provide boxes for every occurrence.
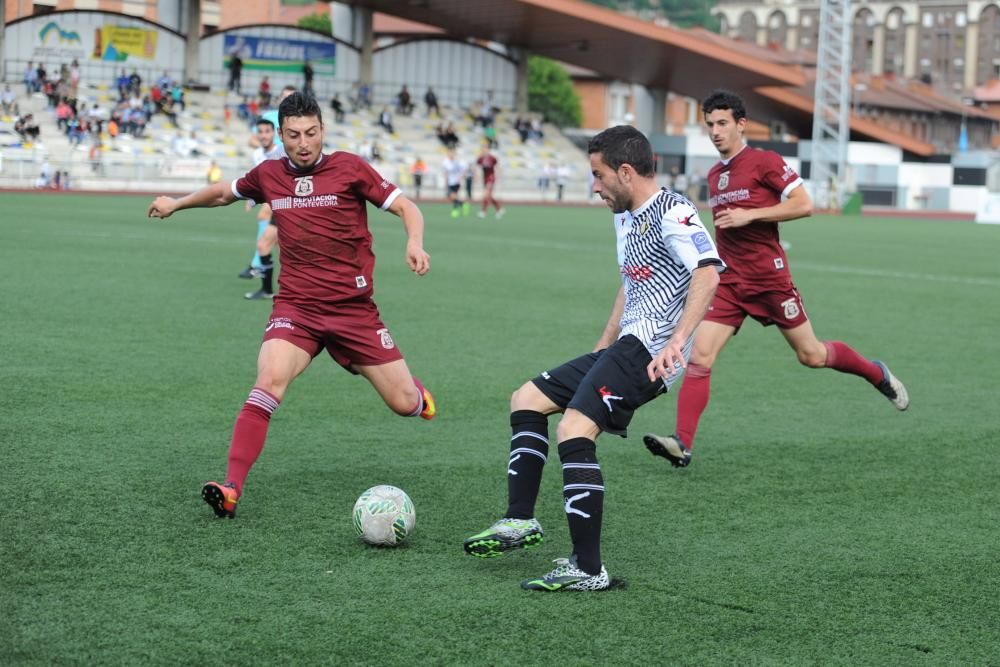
[297,12,332,35]
[527,56,582,128]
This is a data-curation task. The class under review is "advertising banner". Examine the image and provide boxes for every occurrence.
[94,25,159,61]
[223,35,335,75]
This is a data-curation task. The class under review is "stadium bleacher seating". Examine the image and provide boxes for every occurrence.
[0,81,589,201]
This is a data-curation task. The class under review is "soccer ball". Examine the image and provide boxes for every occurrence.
[352,485,416,546]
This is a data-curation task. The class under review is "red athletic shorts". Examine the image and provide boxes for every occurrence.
[262,299,404,371]
[705,281,809,332]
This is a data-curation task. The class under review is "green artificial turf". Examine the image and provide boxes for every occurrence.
[3,193,998,664]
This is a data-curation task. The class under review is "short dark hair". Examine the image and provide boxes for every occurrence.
[701,89,747,121]
[256,117,274,130]
[278,91,322,128]
[587,125,654,177]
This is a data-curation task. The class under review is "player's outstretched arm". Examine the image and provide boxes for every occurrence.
[147,181,237,219]
[715,186,812,229]
[386,194,430,275]
[593,286,625,352]
[647,266,719,381]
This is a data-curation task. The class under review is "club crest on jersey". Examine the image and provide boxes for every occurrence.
[294,176,314,197]
[639,220,650,235]
[781,298,801,320]
[717,171,730,191]
[377,327,395,349]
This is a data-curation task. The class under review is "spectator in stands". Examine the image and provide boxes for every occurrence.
[555,163,571,201]
[161,97,178,128]
[89,139,104,175]
[330,94,345,123]
[24,62,39,94]
[514,116,529,143]
[172,130,195,157]
[129,70,142,97]
[259,77,271,108]
[425,87,440,117]
[115,69,129,99]
[90,102,107,134]
[1,86,16,116]
[36,160,52,188]
[397,85,413,116]
[171,82,185,111]
[537,163,553,199]
[303,61,315,97]
[352,81,372,110]
[378,106,395,135]
[359,139,382,163]
[36,63,48,90]
[15,113,40,143]
[484,123,498,150]
[437,122,459,149]
[55,97,73,132]
[69,59,81,97]
[411,156,427,200]
[207,160,223,185]
[530,117,544,142]
[229,53,243,93]
[157,71,171,90]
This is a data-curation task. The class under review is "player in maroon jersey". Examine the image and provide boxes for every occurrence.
[476,146,504,219]
[643,89,908,468]
[147,93,436,517]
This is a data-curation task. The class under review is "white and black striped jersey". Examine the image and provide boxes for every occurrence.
[615,188,725,359]
[252,143,285,167]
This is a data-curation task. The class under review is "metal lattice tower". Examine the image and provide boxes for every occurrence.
[810,0,852,210]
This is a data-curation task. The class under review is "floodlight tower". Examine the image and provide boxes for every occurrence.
[810,0,852,210]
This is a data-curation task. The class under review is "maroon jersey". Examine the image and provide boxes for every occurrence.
[233,152,400,307]
[707,146,803,286]
[477,154,498,182]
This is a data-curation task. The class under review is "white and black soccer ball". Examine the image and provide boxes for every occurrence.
[352,485,416,546]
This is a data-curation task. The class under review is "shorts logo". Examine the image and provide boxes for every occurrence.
[598,385,623,412]
[781,298,801,320]
[377,327,395,349]
[717,172,730,191]
[541,371,552,380]
[294,176,314,197]
[265,317,294,332]
[356,275,368,288]
[774,257,785,270]
[692,231,712,253]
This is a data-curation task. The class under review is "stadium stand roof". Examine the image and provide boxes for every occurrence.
[335,0,805,101]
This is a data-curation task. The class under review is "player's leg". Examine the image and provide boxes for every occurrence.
[524,336,659,591]
[354,358,436,419]
[479,182,490,218]
[780,318,909,410]
[203,337,314,518]
[465,353,597,559]
[240,201,271,278]
[247,218,278,300]
[449,186,461,218]
[644,319,736,467]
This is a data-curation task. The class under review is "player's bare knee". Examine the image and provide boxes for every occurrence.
[257,239,271,256]
[252,374,289,401]
[510,382,545,412]
[797,348,826,368]
[556,409,597,442]
[387,383,420,416]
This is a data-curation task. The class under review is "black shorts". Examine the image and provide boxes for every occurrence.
[531,334,665,437]
[447,184,461,195]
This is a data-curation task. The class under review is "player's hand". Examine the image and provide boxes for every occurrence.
[647,336,687,382]
[406,241,430,276]
[714,208,755,229]
[148,196,178,219]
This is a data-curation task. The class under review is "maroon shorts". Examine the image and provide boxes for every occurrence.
[705,281,808,332]
[263,299,404,371]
